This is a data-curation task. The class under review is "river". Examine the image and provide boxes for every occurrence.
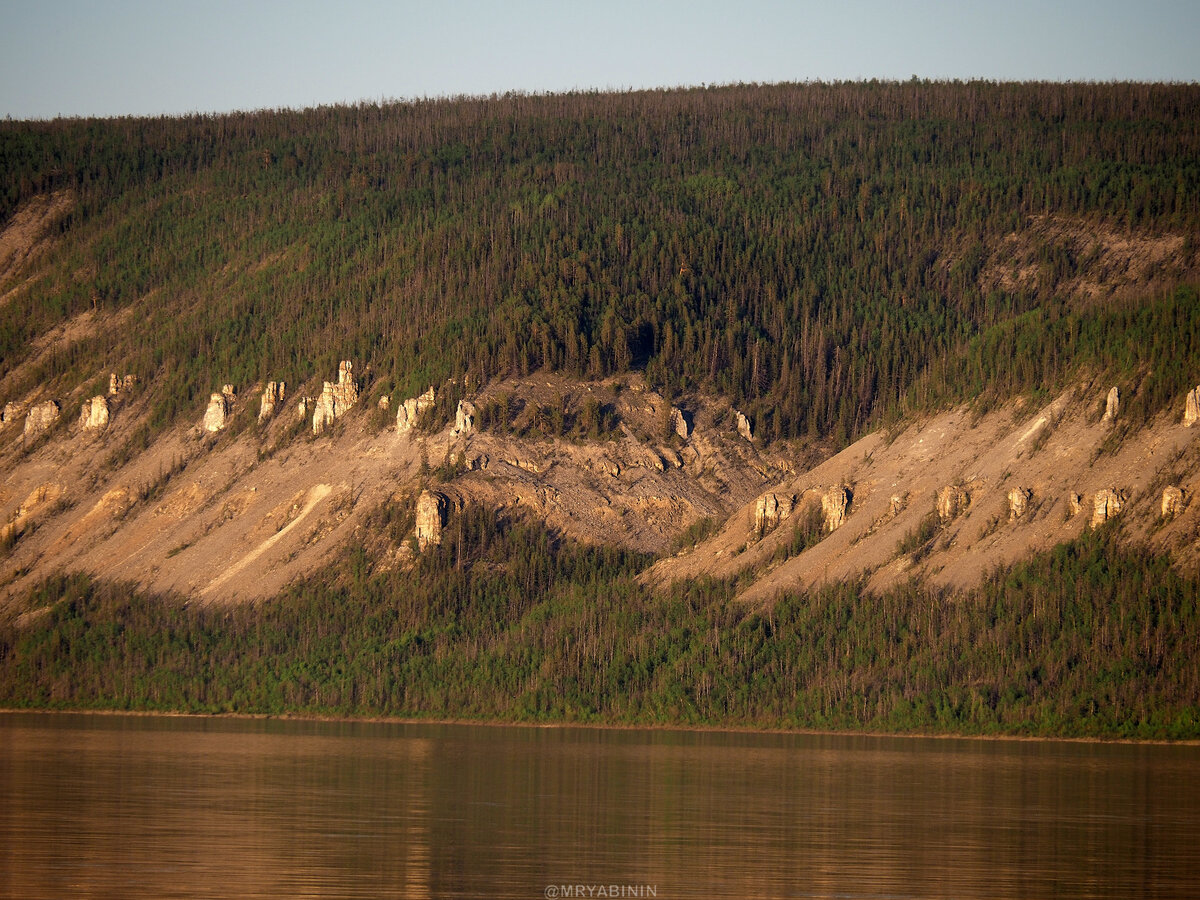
[1,712,1197,898]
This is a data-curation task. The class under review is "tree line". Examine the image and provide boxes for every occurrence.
[1,81,1198,448]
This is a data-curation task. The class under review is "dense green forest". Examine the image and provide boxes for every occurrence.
[2,508,1197,739]
[3,81,1199,445]
[4,83,1200,739]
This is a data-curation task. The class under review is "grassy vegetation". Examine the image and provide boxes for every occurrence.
[2,512,1196,740]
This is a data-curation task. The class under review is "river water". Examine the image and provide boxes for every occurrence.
[0,712,1197,898]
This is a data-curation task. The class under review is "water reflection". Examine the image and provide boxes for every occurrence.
[0,713,1197,898]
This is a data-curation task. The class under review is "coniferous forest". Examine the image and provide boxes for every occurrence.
[3,81,1200,737]
[2,515,1197,739]
[3,81,1199,444]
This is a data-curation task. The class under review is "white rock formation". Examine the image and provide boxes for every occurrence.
[454,400,476,435]
[24,400,60,439]
[1162,486,1185,519]
[415,490,447,551]
[1185,386,1200,427]
[259,381,285,422]
[1008,487,1032,520]
[1068,493,1083,517]
[79,395,110,431]
[1091,488,1126,527]
[297,397,312,420]
[397,387,436,432]
[203,393,230,432]
[822,485,851,532]
[312,360,359,434]
[889,495,906,517]
[1102,386,1120,423]
[670,407,692,440]
[1,401,27,429]
[108,373,137,395]
[936,485,969,521]
[736,410,753,442]
[754,492,792,535]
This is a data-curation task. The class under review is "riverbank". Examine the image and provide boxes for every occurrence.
[5,706,1198,746]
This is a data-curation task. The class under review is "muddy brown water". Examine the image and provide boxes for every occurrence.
[1,712,1197,898]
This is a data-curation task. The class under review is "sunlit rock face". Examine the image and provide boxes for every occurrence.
[937,485,969,521]
[822,485,852,532]
[24,400,60,439]
[259,381,285,422]
[203,393,229,433]
[313,361,359,434]
[1162,486,1184,520]
[1091,488,1126,527]
[79,396,110,431]
[1008,487,1031,521]
[754,492,792,536]
[1102,386,1120,423]
[415,490,448,551]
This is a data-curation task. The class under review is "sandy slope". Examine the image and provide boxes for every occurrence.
[646,382,1200,604]
[0,373,790,607]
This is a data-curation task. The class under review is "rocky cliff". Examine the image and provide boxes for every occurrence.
[312,361,358,434]
[3,360,1200,609]
[647,380,1200,602]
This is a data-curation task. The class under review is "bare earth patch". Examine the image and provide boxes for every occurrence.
[0,191,75,298]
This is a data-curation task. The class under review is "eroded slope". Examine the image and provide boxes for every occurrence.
[648,383,1200,603]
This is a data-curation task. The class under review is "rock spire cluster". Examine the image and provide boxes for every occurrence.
[312,361,359,434]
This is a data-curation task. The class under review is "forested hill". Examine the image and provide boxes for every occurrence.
[2,81,1200,447]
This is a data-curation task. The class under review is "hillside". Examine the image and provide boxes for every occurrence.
[1,82,1199,737]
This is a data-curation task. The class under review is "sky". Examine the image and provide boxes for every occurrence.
[1,0,1197,119]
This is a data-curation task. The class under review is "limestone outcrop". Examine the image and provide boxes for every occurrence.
[454,400,477,435]
[1102,386,1120,423]
[1008,487,1032,520]
[415,490,447,551]
[822,485,851,532]
[1,401,27,429]
[1068,493,1084,517]
[1162,486,1185,519]
[736,410,753,442]
[889,494,906,517]
[297,397,312,420]
[754,492,792,535]
[79,395,110,430]
[259,381,285,422]
[936,485,969,521]
[1091,488,1126,527]
[24,400,60,439]
[397,387,436,432]
[1185,387,1200,427]
[203,393,230,432]
[312,360,359,434]
[670,407,692,440]
[377,395,390,410]
[108,373,137,395]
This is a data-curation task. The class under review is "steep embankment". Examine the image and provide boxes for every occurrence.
[0,367,794,606]
[2,83,1199,611]
[649,382,1200,601]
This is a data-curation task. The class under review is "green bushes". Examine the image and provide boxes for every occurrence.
[2,514,1197,739]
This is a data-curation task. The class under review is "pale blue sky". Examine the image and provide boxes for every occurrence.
[2,0,1196,118]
